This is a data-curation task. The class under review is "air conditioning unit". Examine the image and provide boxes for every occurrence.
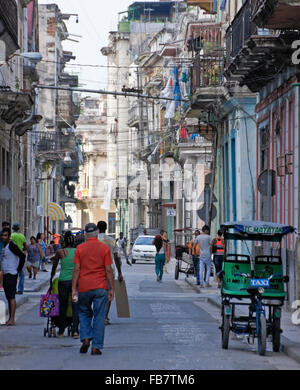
[37,205,44,216]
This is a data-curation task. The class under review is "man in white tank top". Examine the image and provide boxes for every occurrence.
[116,232,131,266]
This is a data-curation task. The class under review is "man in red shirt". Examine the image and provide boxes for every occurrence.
[72,223,114,355]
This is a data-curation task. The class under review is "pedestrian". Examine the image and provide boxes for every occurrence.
[195,225,213,288]
[188,230,201,285]
[0,227,25,325]
[50,230,79,338]
[37,233,47,272]
[26,236,43,280]
[11,223,27,295]
[211,229,226,288]
[152,230,168,282]
[72,223,114,355]
[116,232,131,266]
[162,231,171,274]
[97,220,123,325]
[47,228,61,253]
[0,221,10,292]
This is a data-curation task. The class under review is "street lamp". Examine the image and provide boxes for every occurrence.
[0,52,43,67]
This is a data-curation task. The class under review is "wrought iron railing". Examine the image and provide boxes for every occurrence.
[188,24,225,89]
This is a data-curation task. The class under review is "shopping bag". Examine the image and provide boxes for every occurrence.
[39,289,59,317]
[114,280,130,318]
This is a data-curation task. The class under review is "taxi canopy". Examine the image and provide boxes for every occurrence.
[220,221,295,242]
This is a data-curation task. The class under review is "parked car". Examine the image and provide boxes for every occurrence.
[131,235,156,264]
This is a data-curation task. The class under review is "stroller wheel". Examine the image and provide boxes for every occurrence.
[67,327,71,337]
[44,328,47,337]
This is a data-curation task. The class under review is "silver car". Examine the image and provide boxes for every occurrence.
[131,235,156,264]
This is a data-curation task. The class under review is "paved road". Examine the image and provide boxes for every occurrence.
[0,260,299,370]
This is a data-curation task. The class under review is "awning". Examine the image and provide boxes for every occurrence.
[48,202,66,221]
[162,203,176,208]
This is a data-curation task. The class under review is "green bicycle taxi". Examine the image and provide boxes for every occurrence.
[220,221,294,356]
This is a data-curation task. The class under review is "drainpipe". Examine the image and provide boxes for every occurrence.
[208,125,218,232]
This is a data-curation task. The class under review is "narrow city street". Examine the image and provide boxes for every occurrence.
[0,260,299,371]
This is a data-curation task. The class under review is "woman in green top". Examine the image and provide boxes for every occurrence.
[50,231,79,338]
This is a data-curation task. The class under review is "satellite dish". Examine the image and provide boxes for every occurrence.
[257,169,276,196]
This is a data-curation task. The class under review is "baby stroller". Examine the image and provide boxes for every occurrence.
[43,277,73,338]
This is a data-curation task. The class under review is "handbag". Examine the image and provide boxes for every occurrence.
[39,289,59,317]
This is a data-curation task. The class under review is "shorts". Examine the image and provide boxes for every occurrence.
[26,261,39,269]
[3,273,18,300]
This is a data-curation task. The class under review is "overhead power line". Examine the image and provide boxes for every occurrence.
[35,84,189,103]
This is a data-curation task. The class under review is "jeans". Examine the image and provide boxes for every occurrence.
[155,254,165,280]
[78,288,108,349]
[213,255,224,277]
[58,280,79,335]
[18,269,24,292]
[199,257,211,285]
[54,244,60,253]
[192,256,200,282]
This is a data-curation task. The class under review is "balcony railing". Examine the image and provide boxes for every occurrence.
[128,104,148,128]
[187,24,225,89]
[36,132,60,153]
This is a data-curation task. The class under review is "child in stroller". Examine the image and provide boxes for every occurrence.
[43,277,73,338]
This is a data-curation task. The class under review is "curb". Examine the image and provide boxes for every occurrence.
[184,275,300,365]
[2,275,51,318]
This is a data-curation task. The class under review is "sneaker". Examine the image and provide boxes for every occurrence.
[105,318,111,325]
[196,281,200,285]
[205,283,212,288]
[42,269,48,272]
[156,275,160,282]
[57,333,64,338]
[72,332,79,339]
[199,284,204,288]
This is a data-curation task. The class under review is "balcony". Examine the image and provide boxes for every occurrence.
[185,23,225,116]
[225,0,300,92]
[185,0,216,14]
[36,132,60,153]
[128,104,148,128]
[252,0,300,30]
[178,134,213,161]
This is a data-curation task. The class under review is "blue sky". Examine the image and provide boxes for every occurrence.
[42,0,155,90]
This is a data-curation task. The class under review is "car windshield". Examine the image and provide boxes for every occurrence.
[135,236,155,246]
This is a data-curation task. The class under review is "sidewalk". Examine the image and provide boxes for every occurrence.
[0,262,55,322]
[183,267,300,364]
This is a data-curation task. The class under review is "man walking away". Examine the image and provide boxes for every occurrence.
[0,227,25,325]
[211,230,226,288]
[0,221,10,292]
[11,223,27,295]
[195,225,212,288]
[188,230,200,285]
[72,223,114,355]
[97,220,123,325]
[116,232,131,266]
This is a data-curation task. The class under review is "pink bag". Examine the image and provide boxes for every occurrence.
[40,290,59,317]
